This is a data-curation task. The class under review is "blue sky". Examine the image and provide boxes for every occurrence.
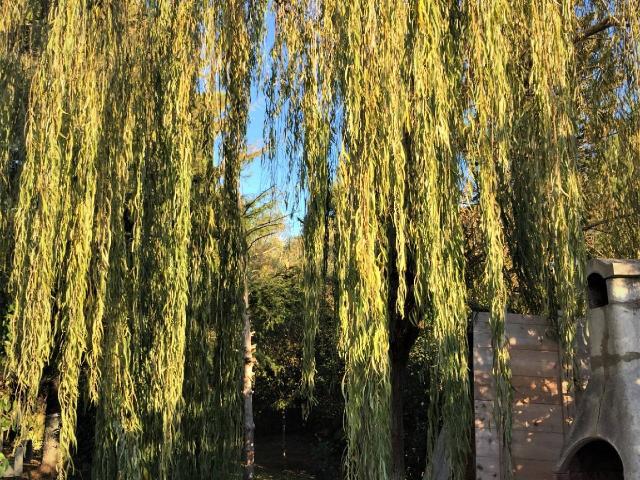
[241,11,304,237]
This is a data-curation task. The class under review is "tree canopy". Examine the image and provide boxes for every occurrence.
[0,1,639,479]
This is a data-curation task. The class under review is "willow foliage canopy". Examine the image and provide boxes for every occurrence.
[0,0,639,479]
[267,0,639,479]
[1,0,266,478]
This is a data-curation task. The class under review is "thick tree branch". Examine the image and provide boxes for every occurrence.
[575,16,619,44]
[583,212,638,232]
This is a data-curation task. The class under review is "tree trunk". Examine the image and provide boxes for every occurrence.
[281,408,287,461]
[40,376,60,475]
[390,350,408,480]
[424,428,450,480]
[389,319,419,480]
[242,272,256,480]
[386,214,420,480]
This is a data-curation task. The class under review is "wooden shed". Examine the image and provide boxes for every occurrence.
[472,312,581,480]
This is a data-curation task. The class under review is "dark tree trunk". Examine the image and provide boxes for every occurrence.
[390,349,407,479]
[41,375,61,475]
[387,215,420,480]
[390,315,420,480]
[387,135,420,479]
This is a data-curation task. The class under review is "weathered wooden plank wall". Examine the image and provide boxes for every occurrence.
[473,312,576,480]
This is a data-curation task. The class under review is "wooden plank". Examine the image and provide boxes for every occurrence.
[473,347,494,374]
[512,376,561,405]
[511,351,561,377]
[512,402,564,433]
[512,459,556,480]
[474,347,560,377]
[474,374,494,401]
[506,314,551,326]
[475,322,557,351]
[472,311,569,479]
[476,399,563,433]
[475,373,561,405]
[475,400,496,430]
[475,427,500,459]
[511,431,564,461]
[476,456,500,480]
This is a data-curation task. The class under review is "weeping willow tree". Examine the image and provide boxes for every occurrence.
[0,1,50,353]
[268,3,472,478]
[267,1,640,479]
[1,0,639,479]
[0,0,265,479]
[576,0,640,259]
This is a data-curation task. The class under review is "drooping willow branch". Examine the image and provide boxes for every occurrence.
[1,2,266,479]
[266,1,639,479]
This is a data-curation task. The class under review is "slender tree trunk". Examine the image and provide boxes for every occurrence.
[242,272,256,480]
[281,408,287,461]
[424,428,450,480]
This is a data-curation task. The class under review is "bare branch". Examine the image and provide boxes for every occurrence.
[243,186,276,214]
[247,231,280,251]
[246,215,287,236]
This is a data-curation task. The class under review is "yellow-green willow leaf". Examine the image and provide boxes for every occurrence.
[5,2,265,478]
[267,0,335,415]
[466,1,515,472]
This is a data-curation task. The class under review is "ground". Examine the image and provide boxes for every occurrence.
[2,432,337,479]
[254,432,341,480]
[255,465,315,480]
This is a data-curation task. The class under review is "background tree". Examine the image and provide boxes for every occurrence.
[247,219,344,480]
[240,186,286,480]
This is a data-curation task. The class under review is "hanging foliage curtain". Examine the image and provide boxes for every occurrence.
[1,0,639,479]
[267,1,639,479]
[0,0,265,478]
